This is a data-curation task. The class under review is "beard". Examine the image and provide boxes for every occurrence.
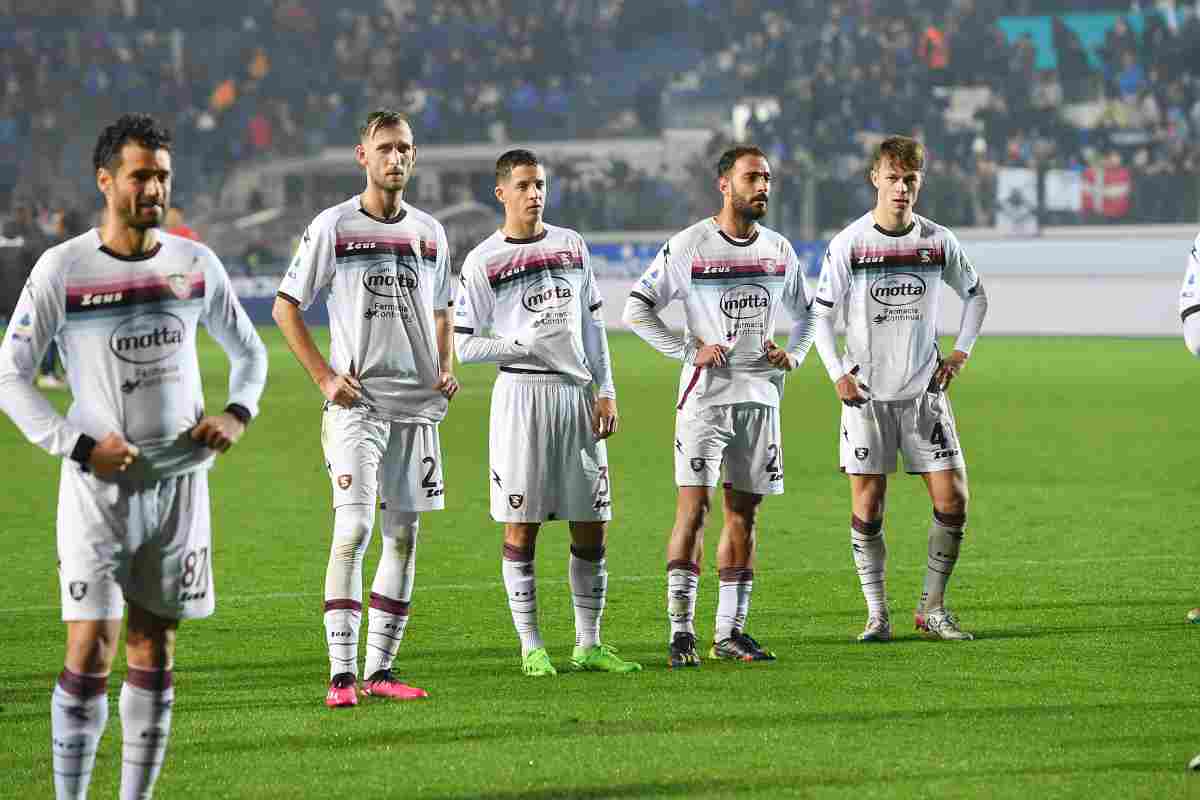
[731,192,768,222]
[120,200,164,230]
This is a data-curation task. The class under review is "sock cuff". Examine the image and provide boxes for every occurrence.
[369,592,411,616]
[57,668,109,698]
[569,544,606,562]
[933,510,967,530]
[717,567,754,582]
[503,542,534,562]
[324,598,363,613]
[851,515,883,535]
[125,666,174,692]
[667,559,700,575]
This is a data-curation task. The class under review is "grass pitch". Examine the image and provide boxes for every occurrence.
[1,330,1198,799]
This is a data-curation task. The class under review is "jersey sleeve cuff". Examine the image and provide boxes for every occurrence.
[224,403,252,425]
[276,291,301,306]
[70,433,97,471]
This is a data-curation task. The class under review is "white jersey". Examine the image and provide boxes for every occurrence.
[278,195,452,423]
[1182,233,1200,357]
[455,224,614,396]
[814,213,983,401]
[630,218,808,408]
[0,229,267,480]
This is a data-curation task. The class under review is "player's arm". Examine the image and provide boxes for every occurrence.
[621,239,725,366]
[453,255,531,364]
[1181,238,1200,357]
[0,258,138,476]
[195,247,268,452]
[766,243,814,372]
[579,239,617,438]
[809,243,865,405]
[936,235,989,389]
[430,225,459,399]
[272,221,361,407]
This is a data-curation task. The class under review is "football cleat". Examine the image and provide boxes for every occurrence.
[521,647,557,677]
[710,631,776,662]
[361,669,428,699]
[325,672,358,708]
[857,615,893,642]
[669,632,701,668]
[915,607,974,640]
[569,644,642,673]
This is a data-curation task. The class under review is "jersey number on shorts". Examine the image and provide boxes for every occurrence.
[766,444,783,482]
[593,466,611,511]
[930,423,946,448]
[180,547,210,602]
[421,457,443,498]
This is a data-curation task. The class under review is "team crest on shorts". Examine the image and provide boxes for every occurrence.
[337,474,353,490]
[854,447,869,461]
[68,581,88,601]
[690,458,706,473]
[509,494,525,509]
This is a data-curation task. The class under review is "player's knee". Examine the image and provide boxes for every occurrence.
[125,628,176,670]
[675,491,710,533]
[65,624,120,674]
[381,511,419,550]
[331,504,374,560]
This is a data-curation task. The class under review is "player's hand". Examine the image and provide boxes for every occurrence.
[934,350,969,390]
[89,432,140,479]
[764,340,796,371]
[319,373,362,408]
[434,371,459,400]
[190,412,246,453]
[593,397,619,439]
[693,343,729,368]
[836,369,869,407]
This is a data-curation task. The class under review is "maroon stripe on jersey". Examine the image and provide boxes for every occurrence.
[324,599,363,612]
[487,252,582,287]
[691,260,786,280]
[125,667,173,692]
[66,273,205,312]
[334,239,418,259]
[369,592,410,616]
[849,246,945,270]
[667,559,700,575]
[676,366,703,409]
[57,669,108,698]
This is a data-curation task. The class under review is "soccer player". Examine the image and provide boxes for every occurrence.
[622,145,815,667]
[272,110,457,707]
[1183,232,1200,358]
[454,149,641,677]
[0,114,268,800]
[809,135,988,643]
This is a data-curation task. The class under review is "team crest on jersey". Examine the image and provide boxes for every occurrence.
[337,474,353,490]
[917,248,933,264]
[760,257,777,273]
[508,494,524,509]
[854,448,869,461]
[69,581,88,601]
[690,458,706,473]
[556,250,575,269]
[166,273,192,300]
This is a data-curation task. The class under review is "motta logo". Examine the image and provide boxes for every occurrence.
[719,284,771,320]
[522,276,573,313]
[109,312,186,364]
[362,261,419,298]
[869,273,926,307]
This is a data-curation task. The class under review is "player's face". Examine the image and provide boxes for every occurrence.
[357,122,416,194]
[722,155,771,222]
[98,143,171,231]
[872,158,922,216]
[496,164,546,227]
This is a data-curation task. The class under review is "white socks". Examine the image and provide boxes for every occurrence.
[569,545,607,649]
[921,511,966,611]
[666,560,700,639]
[119,668,173,800]
[324,503,373,679]
[51,669,109,800]
[364,512,419,677]
[715,567,754,641]
[851,515,889,618]
[502,543,542,655]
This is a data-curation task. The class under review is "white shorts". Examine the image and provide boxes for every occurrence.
[674,403,784,495]
[489,371,612,523]
[839,390,967,475]
[57,463,214,622]
[321,405,445,512]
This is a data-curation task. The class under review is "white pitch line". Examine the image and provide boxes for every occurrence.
[0,553,1177,615]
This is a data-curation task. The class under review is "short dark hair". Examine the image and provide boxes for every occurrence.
[870,135,926,175]
[495,149,541,184]
[717,145,768,178]
[93,114,172,172]
[359,109,411,141]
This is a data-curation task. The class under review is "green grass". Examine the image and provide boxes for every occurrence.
[2,331,1199,799]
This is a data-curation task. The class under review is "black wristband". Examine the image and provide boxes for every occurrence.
[70,434,97,471]
[224,403,252,425]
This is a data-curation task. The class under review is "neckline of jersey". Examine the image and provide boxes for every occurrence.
[872,220,916,238]
[358,207,408,224]
[98,242,162,261]
[504,229,548,245]
[715,226,759,247]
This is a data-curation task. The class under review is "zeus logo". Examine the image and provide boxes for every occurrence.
[857,255,885,264]
[870,273,926,307]
[345,241,377,251]
[703,265,731,274]
[522,276,573,312]
[81,292,123,306]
